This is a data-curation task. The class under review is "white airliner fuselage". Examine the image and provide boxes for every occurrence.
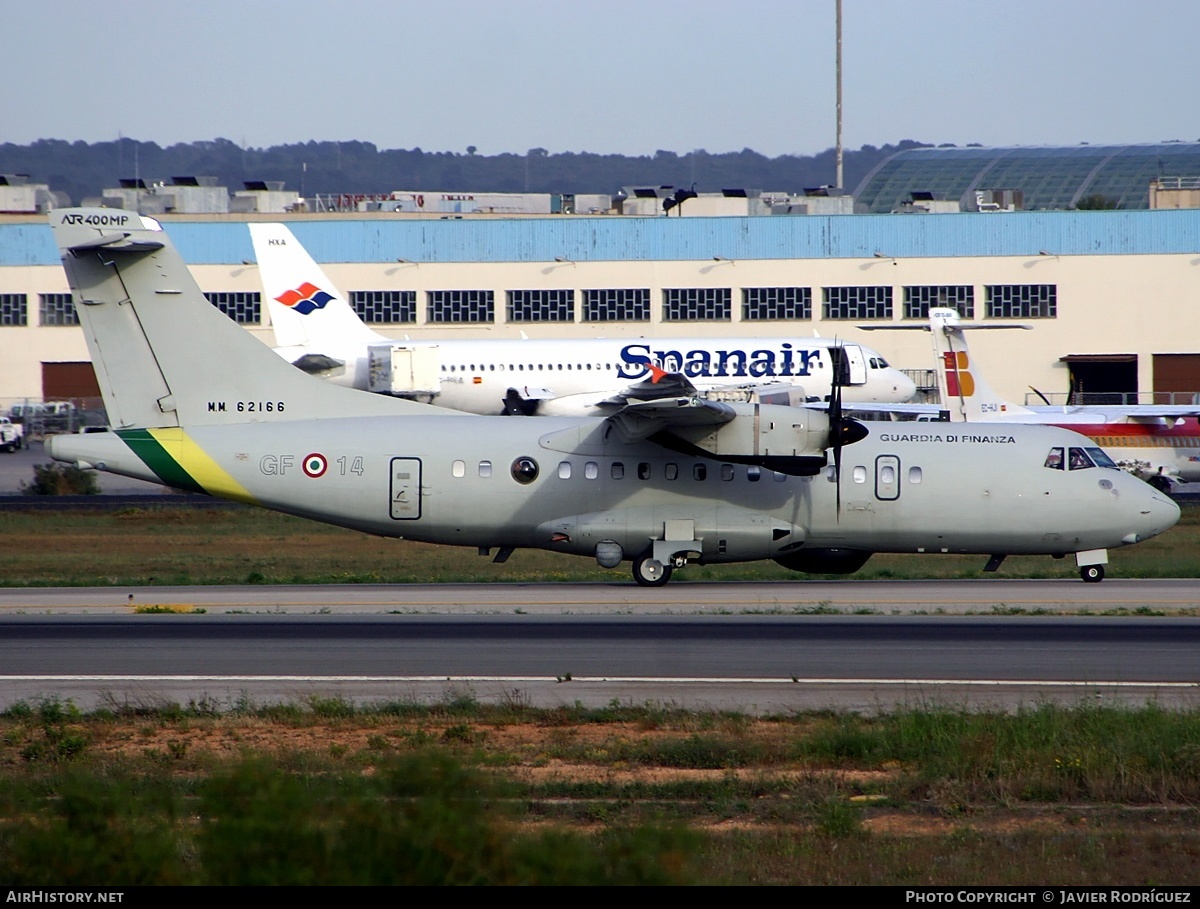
[252,223,917,415]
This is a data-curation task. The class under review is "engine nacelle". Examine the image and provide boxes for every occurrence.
[654,402,839,476]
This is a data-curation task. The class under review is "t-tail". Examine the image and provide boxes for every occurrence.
[46,209,441,493]
[249,222,385,352]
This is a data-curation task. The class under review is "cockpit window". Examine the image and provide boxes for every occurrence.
[1044,447,1064,470]
[1085,447,1118,469]
[1068,447,1095,470]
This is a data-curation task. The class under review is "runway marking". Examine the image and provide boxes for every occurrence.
[2,676,1196,688]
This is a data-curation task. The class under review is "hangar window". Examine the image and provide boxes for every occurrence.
[986,284,1056,319]
[823,286,892,320]
[507,289,575,322]
[205,292,261,324]
[904,285,973,320]
[0,294,25,326]
[663,288,731,321]
[427,290,494,324]
[582,288,650,322]
[39,293,78,326]
[350,290,416,324]
[743,286,812,321]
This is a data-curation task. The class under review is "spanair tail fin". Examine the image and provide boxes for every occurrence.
[249,222,385,351]
[50,209,435,429]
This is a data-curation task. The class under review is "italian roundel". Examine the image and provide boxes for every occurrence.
[275,282,334,316]
[302,453,328,478]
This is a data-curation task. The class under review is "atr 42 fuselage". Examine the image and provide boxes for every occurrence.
[48,418,1177,567]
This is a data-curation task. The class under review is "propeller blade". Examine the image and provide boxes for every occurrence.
[1029,385,1051,407]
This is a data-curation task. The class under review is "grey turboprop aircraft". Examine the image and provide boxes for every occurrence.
[46,209,1179,585]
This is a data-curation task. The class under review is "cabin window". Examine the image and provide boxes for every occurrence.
[852,466,867,484]
[611,462,625,479]
[558,461,572,479]
[665,463,679,481]
[908,466,923,484]
[747,466,761,482]
[880,464,895,485]
[638,462,651,480]
[452,459,466,478]
[721,464,734,481]
[693,463,707,481]
[478,460,492,478]
[1068,447,1095,470]
[584,461,598,479]
[1044,447,1064,470]
[773,471,787,482]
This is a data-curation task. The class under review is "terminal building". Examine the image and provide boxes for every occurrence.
[1,142,1198,418]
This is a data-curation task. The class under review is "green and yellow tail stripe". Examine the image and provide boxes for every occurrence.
[116,428,257,504]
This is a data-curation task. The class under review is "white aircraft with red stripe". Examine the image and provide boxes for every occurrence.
[862,308,1200,487]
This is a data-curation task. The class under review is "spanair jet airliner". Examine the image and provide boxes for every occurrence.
[250,224,916,415]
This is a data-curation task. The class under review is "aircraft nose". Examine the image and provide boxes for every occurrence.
[891,369,918,401]
[1124,486,1181,544]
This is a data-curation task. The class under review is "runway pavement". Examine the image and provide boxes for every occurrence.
[0,578,1198,615]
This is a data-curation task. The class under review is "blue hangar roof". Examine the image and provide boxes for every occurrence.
[5,209,1200,268]
[854,143,1200,213]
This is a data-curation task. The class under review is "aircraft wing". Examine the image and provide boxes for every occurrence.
[605,394,736,441]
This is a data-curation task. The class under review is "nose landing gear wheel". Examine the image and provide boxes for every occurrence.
[1080,564,1105,583]
[632,553,672,587]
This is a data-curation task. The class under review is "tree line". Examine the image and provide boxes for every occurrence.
[0,138,932,205]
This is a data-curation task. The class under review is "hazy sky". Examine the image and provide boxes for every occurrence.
[5,0,1196,156]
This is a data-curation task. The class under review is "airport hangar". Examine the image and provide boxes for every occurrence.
[1,206,1199,411]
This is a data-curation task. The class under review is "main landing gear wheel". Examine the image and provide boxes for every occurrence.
[1080,564,1105,583]
[632,553,672,587]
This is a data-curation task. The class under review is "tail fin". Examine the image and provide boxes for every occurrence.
[927,308,1034,421]
[249,222,385,351]
[50,208,430,429]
